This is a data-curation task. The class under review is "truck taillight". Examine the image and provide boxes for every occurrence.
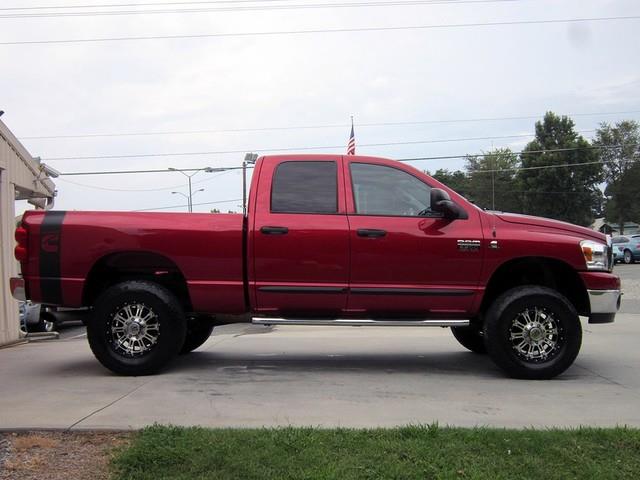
[14,226,28,262]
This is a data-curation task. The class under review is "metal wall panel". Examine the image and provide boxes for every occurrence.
[0,119,55,345]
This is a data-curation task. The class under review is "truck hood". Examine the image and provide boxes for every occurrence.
[493,212,605,242]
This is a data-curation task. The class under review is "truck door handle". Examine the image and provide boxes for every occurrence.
[260,226,289,235]
[357,229,387,238]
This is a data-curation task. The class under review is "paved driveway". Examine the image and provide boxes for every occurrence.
[1,265,638,430]
[1,313,638,430]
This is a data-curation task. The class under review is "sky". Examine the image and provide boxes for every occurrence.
[2,0,640,214]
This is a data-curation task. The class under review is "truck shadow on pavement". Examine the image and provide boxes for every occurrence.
[166,350,506,379]
[45,350,504,378]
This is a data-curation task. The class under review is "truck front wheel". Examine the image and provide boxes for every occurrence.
[87,281,187,376]
[483,286,582,380]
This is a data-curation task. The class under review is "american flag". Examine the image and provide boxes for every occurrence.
[347,120,356,155]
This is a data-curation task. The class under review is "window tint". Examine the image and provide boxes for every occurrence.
[350,163,431,216]
[271,161,337,214]
[612,237,627,243]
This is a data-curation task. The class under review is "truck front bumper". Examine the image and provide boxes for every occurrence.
[587,289,621,324]
[580,272,621,324]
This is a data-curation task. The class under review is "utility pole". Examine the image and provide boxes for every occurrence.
[491,162,496,211]
[243,153,258,216]
[490,142,496,211]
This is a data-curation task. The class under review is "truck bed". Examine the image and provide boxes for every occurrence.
[20,210,247,314]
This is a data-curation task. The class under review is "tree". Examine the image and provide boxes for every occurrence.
[465,148,521,212]
[604,160,640,229]
[594,120,640,232]
[429,169,469,197]
[518,112,603,226]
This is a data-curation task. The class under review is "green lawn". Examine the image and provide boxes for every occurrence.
[112,425,640,480]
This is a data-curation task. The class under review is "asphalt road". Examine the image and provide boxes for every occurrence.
[1,265,638,430]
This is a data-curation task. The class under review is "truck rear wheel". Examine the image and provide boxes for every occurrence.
[87,281,186,376]
[180,317,215,354]
[451,324,486,354]
[483,286,582,380]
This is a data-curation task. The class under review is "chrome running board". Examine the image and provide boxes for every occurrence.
[251,317,469,327]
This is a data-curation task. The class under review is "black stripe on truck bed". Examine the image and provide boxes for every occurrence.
[39,211,66,305]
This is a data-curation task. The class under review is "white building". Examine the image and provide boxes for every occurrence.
[0,117,56,346]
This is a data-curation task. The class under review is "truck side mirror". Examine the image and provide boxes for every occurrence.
[430,188,466,220]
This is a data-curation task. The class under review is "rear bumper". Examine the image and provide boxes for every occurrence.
[10,277,26,302]
[587,289,621,324]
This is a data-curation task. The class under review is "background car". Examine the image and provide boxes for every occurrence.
[612,235,640,264]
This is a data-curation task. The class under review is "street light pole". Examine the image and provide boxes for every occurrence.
[172,188,204,211]
[168,167,214,213]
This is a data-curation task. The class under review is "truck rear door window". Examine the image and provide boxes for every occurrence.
[271,161,338,214]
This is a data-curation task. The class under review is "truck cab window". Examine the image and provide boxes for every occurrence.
[271,161,338,214]
[350,163,431,216]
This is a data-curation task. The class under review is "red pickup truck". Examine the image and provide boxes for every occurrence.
[11,154,621,379]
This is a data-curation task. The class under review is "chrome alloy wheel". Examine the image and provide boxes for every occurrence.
[508,307,563,362]
[108,303,160,357]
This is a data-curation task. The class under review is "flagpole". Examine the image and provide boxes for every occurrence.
[347,115,355,155]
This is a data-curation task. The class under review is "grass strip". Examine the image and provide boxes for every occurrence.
[112,424,640,480]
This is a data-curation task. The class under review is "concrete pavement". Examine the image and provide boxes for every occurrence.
[1,314,639,430]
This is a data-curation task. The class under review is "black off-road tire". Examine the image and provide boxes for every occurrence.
[87,281,187,376]
[180,317,215,354]
[483,286,582,380]
[451,324,487,354]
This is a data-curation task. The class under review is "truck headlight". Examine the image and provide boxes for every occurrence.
[581,240,609,271]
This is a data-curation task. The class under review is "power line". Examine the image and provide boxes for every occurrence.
[0,0,526,19]
[0,0,509,11]
[20,110,640,140]
[0,0,341,10]
[3,16,639,46]
[56,168,235,191]
[463,158,638,174]
[43,130,597,161]
[396,143,638,163]
[125,159,638,211]
[464,160,604,174]
[134,197,242,211]
[60,165,248,176]
[54,144,638,177]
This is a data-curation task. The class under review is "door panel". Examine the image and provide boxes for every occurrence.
[347,215,483,315]
[345,159,484,316]
[252,157,349,315]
